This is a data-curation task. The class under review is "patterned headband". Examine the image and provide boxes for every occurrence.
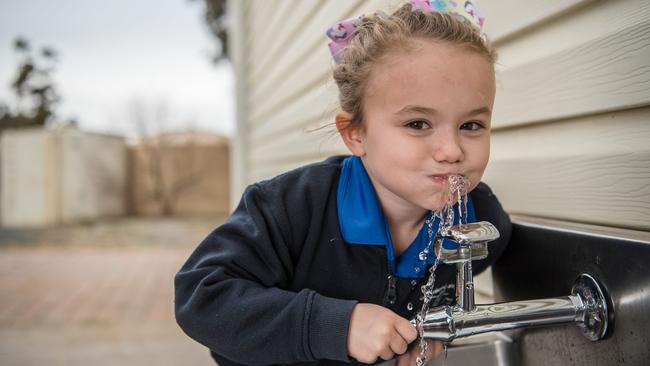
[325,0,485,64]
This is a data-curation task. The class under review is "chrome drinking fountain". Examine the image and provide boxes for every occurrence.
[420,221,613,343]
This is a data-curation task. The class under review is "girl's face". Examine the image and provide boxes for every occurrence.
[345,39,495,213]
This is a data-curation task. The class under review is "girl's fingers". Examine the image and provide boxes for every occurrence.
[389,334,409,355]
[378,347,395,361]
[394,318,419,343]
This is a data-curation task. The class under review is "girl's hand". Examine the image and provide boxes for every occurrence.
[395,340,443,366]
[347,303,418,364]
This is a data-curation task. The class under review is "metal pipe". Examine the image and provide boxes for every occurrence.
[456,259,475,312]
[422,296,585,342]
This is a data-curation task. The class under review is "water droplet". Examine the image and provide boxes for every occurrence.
[418,252,427,261]
[414,267,421,273]
[411,279,418,286]
[407,302,414,311]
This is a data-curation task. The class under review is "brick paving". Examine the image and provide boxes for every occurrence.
[0,217,224,366]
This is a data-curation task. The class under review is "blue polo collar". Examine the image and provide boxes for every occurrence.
[337,156,476,278]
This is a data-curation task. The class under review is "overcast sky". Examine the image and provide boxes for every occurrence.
[0,0,234,138]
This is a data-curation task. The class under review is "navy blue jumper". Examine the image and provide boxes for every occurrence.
[174,155,511,366]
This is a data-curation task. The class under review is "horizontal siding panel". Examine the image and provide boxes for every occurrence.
[249,127,345,166]
[249,84,337,142]
[249,0,389,123]
[249,62,330,128]
[248,0,322,87]
[490,107,650,160]
[248,0,294,65]
[485,153,650,231]
[481,0,591,42]
[493,19,650,129]
[249,1,364,103]
[496,0,650,69]
[248,152,342,184]
[485,107,650,231]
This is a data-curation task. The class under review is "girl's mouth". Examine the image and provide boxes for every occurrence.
[430,174,451,184]
[429,173,465,185]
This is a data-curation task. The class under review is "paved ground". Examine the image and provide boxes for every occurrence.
[0,217,225,366]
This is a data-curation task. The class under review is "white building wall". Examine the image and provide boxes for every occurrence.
[1,128,61,227]
[231,0,650,232]
[1,128,127,227]
[60,129,127,222]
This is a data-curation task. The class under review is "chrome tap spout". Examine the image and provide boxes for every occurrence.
[435,221,500,312]
[424,222,612,343]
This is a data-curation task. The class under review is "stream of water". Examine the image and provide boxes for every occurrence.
[414,175,470,366]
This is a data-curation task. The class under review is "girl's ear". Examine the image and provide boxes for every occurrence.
[336,111,366,157]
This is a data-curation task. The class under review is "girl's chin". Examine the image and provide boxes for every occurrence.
[423,195,449,211]
[423,180,477,211]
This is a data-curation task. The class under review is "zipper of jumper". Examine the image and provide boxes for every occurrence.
[382,228,398,307]
[384,240,397,308]
[383,274,397,306]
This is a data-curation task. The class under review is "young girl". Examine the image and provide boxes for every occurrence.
[175,1,511,365]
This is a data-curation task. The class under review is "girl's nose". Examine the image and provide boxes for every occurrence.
[432,132,464,163]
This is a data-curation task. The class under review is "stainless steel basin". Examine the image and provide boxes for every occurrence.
[429,332,518,366]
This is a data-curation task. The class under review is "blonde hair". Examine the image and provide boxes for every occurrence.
[332,3,497,127]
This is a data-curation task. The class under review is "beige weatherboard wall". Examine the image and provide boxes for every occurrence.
[230,0,650,233]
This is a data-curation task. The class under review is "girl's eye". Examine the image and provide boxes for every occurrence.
[406,120,430,130]
[460,121,484,131]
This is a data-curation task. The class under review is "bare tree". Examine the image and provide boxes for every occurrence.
[128,98,211,216]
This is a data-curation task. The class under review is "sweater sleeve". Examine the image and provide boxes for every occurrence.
[174,183,357,365]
